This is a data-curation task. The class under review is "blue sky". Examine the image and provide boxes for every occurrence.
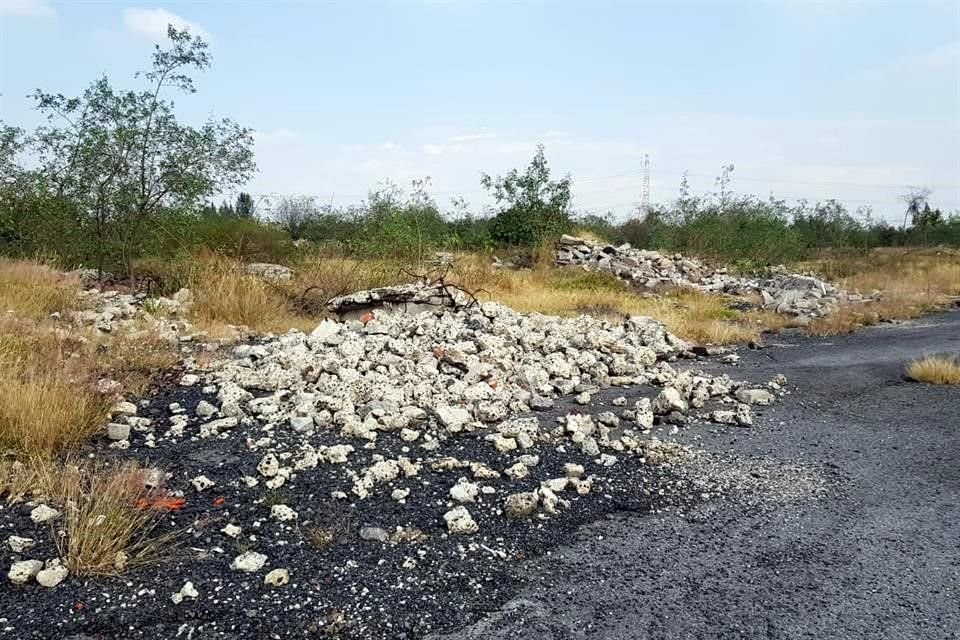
[1,0,958,221]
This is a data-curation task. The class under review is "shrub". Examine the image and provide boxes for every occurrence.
[483,144,572,246]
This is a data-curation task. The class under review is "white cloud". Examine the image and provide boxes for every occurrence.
[0,0,55,18]
[123,7,211,41]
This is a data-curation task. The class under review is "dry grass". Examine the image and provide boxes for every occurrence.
[0,458,39,503]
[0,460,177,576]
[185,255,317,333]
[906,355,960,385]
[0,316,179,456]
[181,252,401,333]
[0,263,180,457]
[0,317,110,456]
[51,462,177,576]
[445,258,763,345]
[94,332,181,395]
[801,248,960,336]
[0,375,112,456]
[0,257,81,318]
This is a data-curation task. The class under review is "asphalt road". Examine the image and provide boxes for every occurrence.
[437,311,960,640]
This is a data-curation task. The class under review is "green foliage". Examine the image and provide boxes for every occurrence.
[235,192,255,218]
[482,144,572,246]
[447,214,493,251]
[13,26,255,277]
[350,179,450,257]
[188,216,291,261]
[549,269,627,293]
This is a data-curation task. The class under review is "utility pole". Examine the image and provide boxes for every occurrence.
[640,154,651,211]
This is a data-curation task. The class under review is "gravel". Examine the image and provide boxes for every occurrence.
[7,284,941,639]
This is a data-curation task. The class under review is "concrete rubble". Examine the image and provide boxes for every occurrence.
[555,235,879,322]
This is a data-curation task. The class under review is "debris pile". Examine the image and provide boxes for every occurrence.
[69,287,193,334]
[2,275,802,639]
[555,235,878,322]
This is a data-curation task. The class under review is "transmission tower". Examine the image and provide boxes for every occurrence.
[640,154,650,211]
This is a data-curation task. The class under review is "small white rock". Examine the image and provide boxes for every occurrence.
[231,551,267,572]
[449,479,479,503]
[36,560,68,588]
[443,506,478,535]
[7,536,35,553]
[30,504,60,524]
[190,475,215,492]
[179,373,200,386]
[8,559,42,585]
[172,580,199,604]
[270,504,298,522]
[264,568,290,586]
[195,400,218,417]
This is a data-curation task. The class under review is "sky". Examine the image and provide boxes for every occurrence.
[1,0,958,222]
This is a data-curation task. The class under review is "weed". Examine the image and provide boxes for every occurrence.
[49,463,178,576]
[261,490,291,507]
[308,527,335,548]
[906,355,960,385]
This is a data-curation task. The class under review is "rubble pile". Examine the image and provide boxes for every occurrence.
[555,235,878,322]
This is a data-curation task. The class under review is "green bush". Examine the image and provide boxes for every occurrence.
[483,144,573,246]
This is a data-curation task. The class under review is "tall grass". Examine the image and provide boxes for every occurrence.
[803,248,960,335]
[0,375,111,455]
[0,257,80,317]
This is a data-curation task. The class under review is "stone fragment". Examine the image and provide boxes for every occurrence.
[231,551,267,572]
[106,423,131,441]
[36,560,68,588]
[359,527,389,542]
[171,581,199,604]
[735,388,774,406]
[8,559,42,585]
[195,400,218,417]
[443,506,478,535]
[190,475,215,492]
[7,536,34,553]
[652,387,687,415]
[30,504,60,524]
[270,505,298,522]
[449,479,479,503]
[257,453,280,477]
[264,568,290,586]
[504,492,539,519]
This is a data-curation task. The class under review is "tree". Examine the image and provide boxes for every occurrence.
[275,195,318,238]
[235,191,255,218]
[28,25,256,278]
[0,123,26,185]
[216,200,235,217]
[913,203,944,227]
[714,163,735,211]
[481,144,572,246]
[900,186,933,230]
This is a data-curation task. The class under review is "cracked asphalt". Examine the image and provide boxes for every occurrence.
[435,310,960,640]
